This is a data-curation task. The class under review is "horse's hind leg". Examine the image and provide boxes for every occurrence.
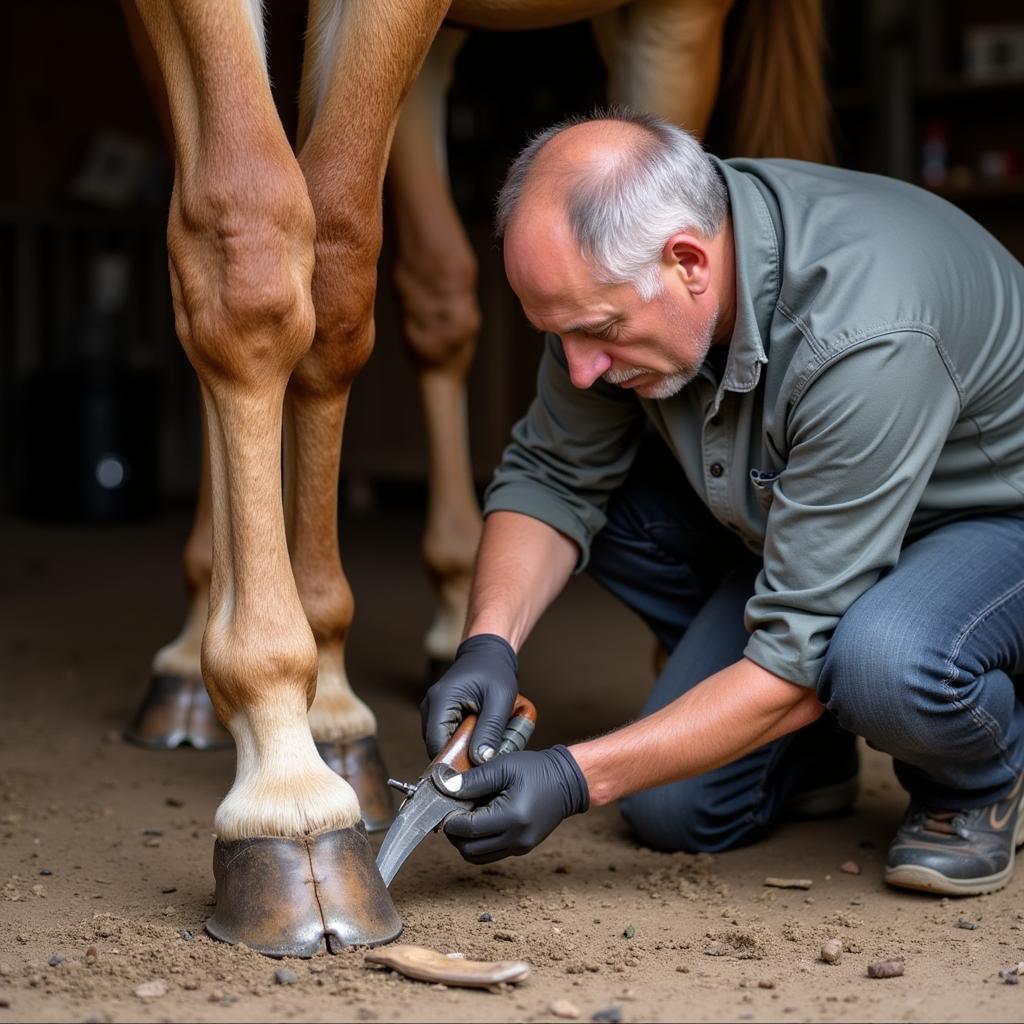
[132,0,398,956]
[126,409,231,749]
[388,27,482,678]
[592,0,735,132]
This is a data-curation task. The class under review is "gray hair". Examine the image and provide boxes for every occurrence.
[495,108,728,300]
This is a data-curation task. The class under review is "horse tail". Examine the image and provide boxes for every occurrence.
[727,0,833,163]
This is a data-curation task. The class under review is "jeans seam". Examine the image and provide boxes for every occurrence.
[939,575,1024,780]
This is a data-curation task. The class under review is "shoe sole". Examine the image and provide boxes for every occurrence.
[884,792,1024,897]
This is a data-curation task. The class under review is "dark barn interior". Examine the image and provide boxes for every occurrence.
[3,2,1024,1021]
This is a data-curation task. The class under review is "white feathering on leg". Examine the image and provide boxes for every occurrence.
[215,697,361,840]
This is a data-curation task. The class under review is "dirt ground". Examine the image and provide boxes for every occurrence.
[2,508,1023,1023]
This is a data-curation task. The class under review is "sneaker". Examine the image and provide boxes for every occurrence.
[885,773,1024,896]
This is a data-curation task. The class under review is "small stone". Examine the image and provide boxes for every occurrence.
[165,797,185,808]
[956,918,977,930]
[142,828,163,836]
[274,968,299,985]
[0,997,9,1008]
[208,989,224,1003]
[820,939,843,965]
[47,953,64,967]
[493,930,518,942]
[478,912,493,923]
[554,864,572,874]
[85,947,97,963]
[623,924,636,940]
[549,999,581,1019]
[758,979,775,989]
[839,860,861,875]
[763,877,813,890]
[593,1007,623,1024]
[866,959,904,979]
[133,979,167,999]
[38,870,52,877]
[143,838,161,848]
[161,887,177,895]
[180,930,194,941]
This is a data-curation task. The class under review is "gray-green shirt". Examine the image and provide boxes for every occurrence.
[484,157,1024,687]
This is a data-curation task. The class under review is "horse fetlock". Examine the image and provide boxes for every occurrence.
[216,706,361,840]
[422,517,482,581]
[423,573,473,662]
[308,649,376,743]
[201,617,319,719]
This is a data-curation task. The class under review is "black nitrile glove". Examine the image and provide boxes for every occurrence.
[440,746,590,863]
[420,633,518,765]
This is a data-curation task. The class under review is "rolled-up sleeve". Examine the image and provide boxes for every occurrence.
[744,332,962,686]
[483,334,646,570]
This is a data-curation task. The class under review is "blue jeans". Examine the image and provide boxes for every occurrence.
[587,433,1024,853]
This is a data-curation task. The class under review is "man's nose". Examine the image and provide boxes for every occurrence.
[563,337,612,389]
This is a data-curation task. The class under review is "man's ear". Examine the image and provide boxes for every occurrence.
[662,233,710,295]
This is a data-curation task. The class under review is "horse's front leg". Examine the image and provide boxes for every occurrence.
[133,0,399,956]
[285,0,452,830]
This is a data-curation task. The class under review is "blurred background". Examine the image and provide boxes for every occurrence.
[1,0,1023,521]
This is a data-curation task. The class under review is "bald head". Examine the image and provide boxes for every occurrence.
[497,108,728,300]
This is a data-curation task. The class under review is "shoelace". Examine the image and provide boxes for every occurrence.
[921,809,960,835]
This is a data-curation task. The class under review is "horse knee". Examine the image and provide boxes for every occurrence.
[394,251,480,370]
[168,175,317,388]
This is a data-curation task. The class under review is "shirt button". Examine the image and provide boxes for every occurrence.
[710,462,724,478]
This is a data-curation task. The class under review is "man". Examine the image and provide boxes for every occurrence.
[420,109,1024,897]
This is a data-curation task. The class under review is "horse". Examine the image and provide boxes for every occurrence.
[123,0,828,955]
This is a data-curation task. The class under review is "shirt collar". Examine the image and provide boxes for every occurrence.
[706,156,781,395]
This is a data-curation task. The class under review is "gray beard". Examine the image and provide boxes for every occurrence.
[602,308,719,400]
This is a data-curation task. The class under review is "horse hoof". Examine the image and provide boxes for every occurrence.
[205,824,402,957]
[316,736,395,833]
[124,674,233,751]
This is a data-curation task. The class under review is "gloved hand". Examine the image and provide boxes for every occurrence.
[440,746,590,863]
[420,633,518,765]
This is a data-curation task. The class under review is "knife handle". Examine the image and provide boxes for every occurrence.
[431,694,537,774]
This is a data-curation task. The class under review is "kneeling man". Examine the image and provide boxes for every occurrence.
[422,109,1024,897]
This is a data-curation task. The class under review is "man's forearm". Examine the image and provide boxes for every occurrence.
[463,510,579,651]
[570,658,824,806]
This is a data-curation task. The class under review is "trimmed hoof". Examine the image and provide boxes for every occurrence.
[206,825,402,957]
[124,674,232,750]
[316,736,395,833]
